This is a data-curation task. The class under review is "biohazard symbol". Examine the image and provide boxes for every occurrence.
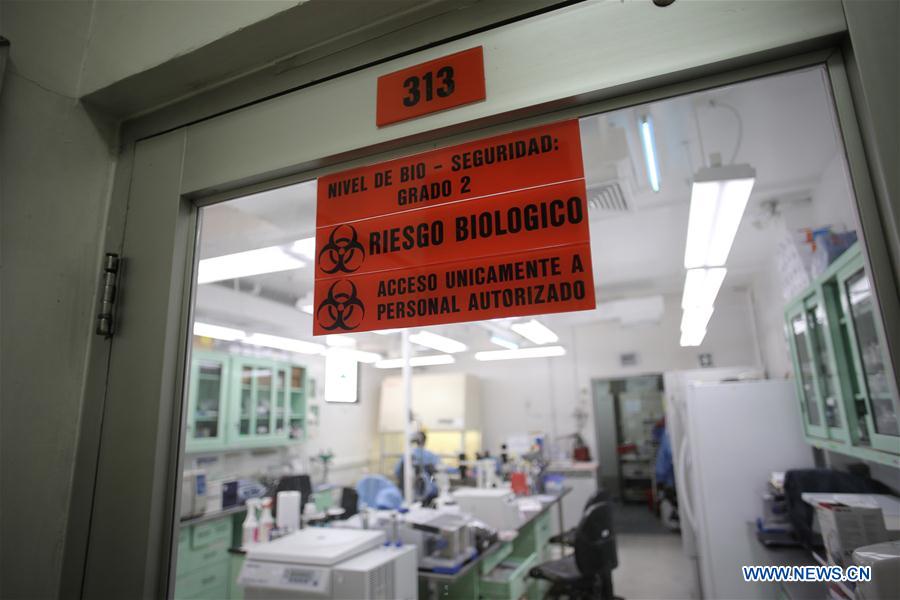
[317,224,366,274]
[316,280,365,331]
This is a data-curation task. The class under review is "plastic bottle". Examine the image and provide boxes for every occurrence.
[242,499,259,546]
[258,497,275,542]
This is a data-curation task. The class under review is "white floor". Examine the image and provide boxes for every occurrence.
[613,532,701,600]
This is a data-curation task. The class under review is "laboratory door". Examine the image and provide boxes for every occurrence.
[74,5,900,598]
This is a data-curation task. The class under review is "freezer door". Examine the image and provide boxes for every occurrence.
[686,380,813,600]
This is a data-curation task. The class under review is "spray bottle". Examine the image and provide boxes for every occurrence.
[242,499,259,546]
[258,497,275,543]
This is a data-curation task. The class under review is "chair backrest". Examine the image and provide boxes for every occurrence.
[574,501,618,576]
[338,487,359,519]
[583,488,610,512]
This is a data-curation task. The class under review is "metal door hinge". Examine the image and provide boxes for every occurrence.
[96,253,120,338]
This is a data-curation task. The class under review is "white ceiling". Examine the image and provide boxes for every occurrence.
[195,66,852,355]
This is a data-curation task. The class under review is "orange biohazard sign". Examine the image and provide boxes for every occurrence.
[313,120,595,335]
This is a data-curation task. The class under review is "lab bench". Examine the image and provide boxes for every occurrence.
[747,521,828,600]
[418,488,568,600]
[175,508,246,600]
[217,489,569,600]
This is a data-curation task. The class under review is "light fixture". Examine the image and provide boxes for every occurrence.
[193,322,246,341]
[326,335,357,348]
[474,346,566,361]
[684,164,756,268]
[510,320,558,345]
[243,332,325,355]
[197,246,305,284]
[348,350,383,364]
[300,304,314,315]
[409,331,467,353]
[679,328,707,348]
[639,114,661,193]
[679,306,714,347]
[681,268,727,310]
[373,329,403,335]
[374,354,455,369]
[489,335,519,350]
[291,237,317,260]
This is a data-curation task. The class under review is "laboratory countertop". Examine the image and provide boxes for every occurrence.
[546,461,599,473]
[747,521,827,600]
[179,504,246,527]
[417,487,571,583]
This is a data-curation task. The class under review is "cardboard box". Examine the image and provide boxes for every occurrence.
[815,502,889,567]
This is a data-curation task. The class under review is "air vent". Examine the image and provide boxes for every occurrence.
[588,181,629,214]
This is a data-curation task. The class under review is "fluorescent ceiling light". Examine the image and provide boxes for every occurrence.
[474,346,566,361]
[679,328,706,348]
[679,306,714,347]
[300,304,314,315]
[349,350,383,364]
[373,329,403,335]
[681,306,714,334]
[510,320,558,345]
[374,354,455,369]
[193,322,246,341]
[681,268,727,310]
[684,164,756,268]
[291,237,317,260]
[243,332,325,355]
[326,335,356,348]
[197,246,305,284]
[640,115,661,193]
[489,335,519,350]
[409,331,467,353]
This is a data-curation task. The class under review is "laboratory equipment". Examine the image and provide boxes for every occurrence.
[276,490,301,531]
[452,488,523,531]
[180,469,207,518]
[853,540,900,600]
[239,528,417,599]
[337,507,477,573]
[396,508,476,572]
[672,379,814,599]
[475,458,499,488]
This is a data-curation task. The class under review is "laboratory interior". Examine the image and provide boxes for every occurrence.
[174,67,900,600]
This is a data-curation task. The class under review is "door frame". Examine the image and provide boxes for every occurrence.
[64,4,900,598]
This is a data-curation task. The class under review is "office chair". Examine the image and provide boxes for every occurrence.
[549,488,610,547]
[336,487,359,519]
[530,500,622,600]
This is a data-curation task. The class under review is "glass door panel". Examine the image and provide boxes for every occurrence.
[274,367,287,436]
[239,365,252,436]
[807,303,847,440]
[289,366,306,440]
[791,312,824,436]
[824,280,871,446]
[845,269,900,440]
[185,352,229,452]
[254,366,272,436]
[194,360,223,439]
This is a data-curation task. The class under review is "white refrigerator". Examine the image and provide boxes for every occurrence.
[665,376,814,600]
